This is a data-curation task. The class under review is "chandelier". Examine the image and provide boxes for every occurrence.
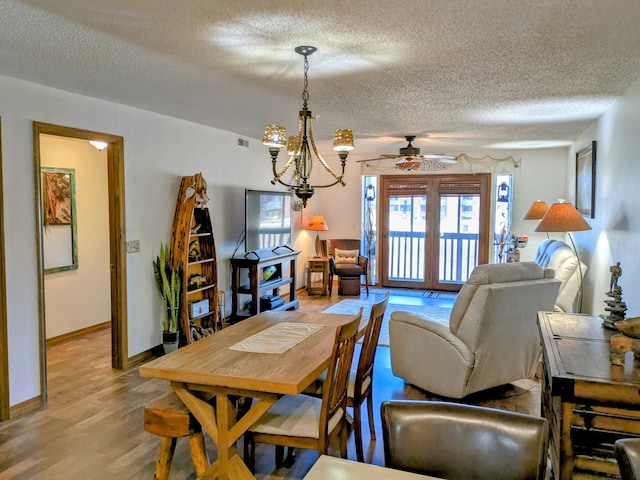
[263,46,355,208]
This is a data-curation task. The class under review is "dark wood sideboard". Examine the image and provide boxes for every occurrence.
[538,311,640,479]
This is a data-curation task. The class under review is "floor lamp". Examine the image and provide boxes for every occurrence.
[535,200,591,312]
[521,200,550,238]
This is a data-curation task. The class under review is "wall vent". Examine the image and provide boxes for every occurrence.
[237,137,249,147]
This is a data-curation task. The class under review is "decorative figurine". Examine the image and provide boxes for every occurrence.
[608,261,622,295]
[601,261,627,330]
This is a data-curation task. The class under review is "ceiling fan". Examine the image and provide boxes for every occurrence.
[358,135,458,170]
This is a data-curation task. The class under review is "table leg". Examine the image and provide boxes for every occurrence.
[172,383,278,480]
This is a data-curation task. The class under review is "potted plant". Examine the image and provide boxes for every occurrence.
[153,243,181,353]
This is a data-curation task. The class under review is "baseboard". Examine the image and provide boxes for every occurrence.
[127,345,163,369]
[46,321,111,347]
[10,395,43,418]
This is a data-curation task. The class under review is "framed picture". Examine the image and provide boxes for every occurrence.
[575,141,596,218]
[41,167,78,273]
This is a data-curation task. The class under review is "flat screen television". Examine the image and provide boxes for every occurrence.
[245,189,292,252]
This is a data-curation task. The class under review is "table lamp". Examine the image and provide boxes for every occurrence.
[307,214,328,257]
[535,200,591,312]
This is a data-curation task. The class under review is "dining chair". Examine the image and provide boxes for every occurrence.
[243,308,363,471]
[381,400,550,479]
[305,292,390,462]
[615,438,640,480]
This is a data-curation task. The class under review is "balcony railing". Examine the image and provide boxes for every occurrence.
[387,231,479,284]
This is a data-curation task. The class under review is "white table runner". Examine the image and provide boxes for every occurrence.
[229,322,325,354]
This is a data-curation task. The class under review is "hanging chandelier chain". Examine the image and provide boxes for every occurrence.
[302,54,310,108]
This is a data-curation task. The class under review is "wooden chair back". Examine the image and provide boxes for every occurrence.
[355,292,389,394]
[319,308,363,442]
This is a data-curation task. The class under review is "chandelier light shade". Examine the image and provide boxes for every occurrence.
[521,200,549,220]
[535,200,592,312]
[262,125,287,148]
[265,46,354,208]
[307,214,329,257]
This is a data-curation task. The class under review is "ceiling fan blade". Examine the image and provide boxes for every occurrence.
[419,154,458,163]
[356,154,400,163]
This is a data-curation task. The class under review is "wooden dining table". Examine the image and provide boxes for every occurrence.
[139,309,364,480]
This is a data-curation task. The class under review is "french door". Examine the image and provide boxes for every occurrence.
[379,174,491,292]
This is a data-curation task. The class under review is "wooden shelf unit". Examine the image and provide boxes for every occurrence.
[230,248,300,323]
[170,174,221,345]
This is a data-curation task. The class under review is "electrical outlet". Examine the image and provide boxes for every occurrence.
[126,240,140,253]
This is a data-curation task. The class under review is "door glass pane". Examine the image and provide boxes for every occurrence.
[493,174,513,263]
[388,195,426,282]
[362,176,377,285]
[439,194,480,284]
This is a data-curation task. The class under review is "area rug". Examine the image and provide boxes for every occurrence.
[364,287,458,300]
[322,299,452,346]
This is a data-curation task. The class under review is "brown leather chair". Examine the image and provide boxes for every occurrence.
[616,438,640,480]
[381,400,549,479]
[327,239,368,295]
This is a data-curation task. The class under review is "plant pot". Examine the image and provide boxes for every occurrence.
[162,331,179,354]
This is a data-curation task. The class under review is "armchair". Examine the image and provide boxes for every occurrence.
[327,239,369,295]
[389,262,560,398]
[381,400,550,479]
[533,238,587,312]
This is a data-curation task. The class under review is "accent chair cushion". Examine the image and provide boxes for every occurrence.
[334,248,359,264]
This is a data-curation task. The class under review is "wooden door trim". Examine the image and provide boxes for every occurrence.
[33,122,127,405]
[0,118,9,421]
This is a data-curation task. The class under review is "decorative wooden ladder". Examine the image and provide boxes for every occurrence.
[170,173,221,345]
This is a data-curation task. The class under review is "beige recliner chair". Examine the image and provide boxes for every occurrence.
[533,238,587,312]
[389,262,560,399]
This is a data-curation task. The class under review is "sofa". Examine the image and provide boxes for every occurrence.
[389,262,560,399]
[533,238,587,312]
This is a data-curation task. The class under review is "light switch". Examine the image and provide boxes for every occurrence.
[126,240,140,253]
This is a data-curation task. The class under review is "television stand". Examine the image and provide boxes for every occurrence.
[230,249,300,323]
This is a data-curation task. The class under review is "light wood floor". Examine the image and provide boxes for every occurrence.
[0,288,541,480]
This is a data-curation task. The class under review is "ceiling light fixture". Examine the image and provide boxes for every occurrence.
[263,46,354,208]
[89,140,108,151]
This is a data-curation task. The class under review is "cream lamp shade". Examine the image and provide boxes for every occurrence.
[307,214,328,257]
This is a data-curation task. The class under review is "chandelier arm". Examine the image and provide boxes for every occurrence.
[308,124,346,184]
[271,156,297,186]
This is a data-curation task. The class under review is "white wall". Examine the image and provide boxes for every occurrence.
[0,71,582,408]
[352,148,570,263]
[0,74,319,406]
[41,135,111,338]
[571,77,640,316]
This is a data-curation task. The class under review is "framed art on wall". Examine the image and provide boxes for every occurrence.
[575,141,596,218]
[41,167,78,273]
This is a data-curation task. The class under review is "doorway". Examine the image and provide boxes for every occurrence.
[33,122,127,404]
[379,174,491,292]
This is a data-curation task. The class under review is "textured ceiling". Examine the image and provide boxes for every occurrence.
[1,0,640,159]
